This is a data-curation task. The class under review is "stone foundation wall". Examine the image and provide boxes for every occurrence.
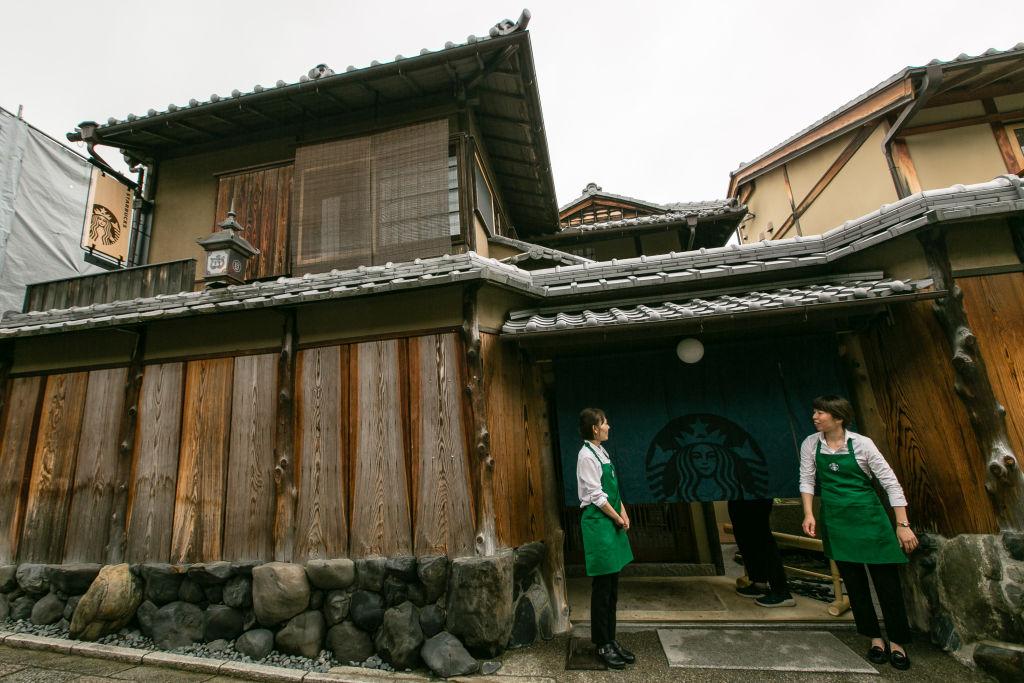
[903,531,1024,680]
[0,541,554,678]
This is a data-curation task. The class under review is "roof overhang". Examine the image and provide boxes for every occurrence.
[728,44,1024,197]
[71,25,559,236]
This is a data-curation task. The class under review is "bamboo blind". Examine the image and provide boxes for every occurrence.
[291,120,450,274]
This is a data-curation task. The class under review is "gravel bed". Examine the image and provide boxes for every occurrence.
[0,618,407,674]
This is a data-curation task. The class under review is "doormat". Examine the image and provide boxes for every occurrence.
[657,628,877,674]
[617,578,726,612]
[565,636,608,671]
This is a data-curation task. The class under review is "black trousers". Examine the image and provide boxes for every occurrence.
[728,498,789,596]
[835,561,912,644]
[591,572,619,645]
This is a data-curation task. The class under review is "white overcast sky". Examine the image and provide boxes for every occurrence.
[2,1,1020,205]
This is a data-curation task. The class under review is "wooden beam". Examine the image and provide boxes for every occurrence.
[931,79,1024,106]
[781,164,801,237]
[901,108,1024,137]
[105,328,146,563]
[461,284,497,555]
[964,61,1024,92]
[918,227,1024,531]
[982,99,1024,175]
[776,123,877,236]
[890,139,922,195]
[272,310,298,561]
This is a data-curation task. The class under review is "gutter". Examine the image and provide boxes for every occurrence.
[883,64,943,199]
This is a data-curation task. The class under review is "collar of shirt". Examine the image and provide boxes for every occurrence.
[584,442,610,463]
[816,430,852,453]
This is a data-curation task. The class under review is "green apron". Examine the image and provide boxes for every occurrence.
[816,438,906,565]
[580,443,634,576]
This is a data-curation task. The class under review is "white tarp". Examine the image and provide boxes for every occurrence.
[0,107,102,315]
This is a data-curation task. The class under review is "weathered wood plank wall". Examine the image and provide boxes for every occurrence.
[414,334,475,557]
[294,345,348,562]
[223,354,277,561]
[171,359,234,563]
[65,368,128,562]
[0,330,546,563]
[960,273,1024,475]
[19,373,89,562]
[0,377,43,563]
[482,333,545,548]
[351,340,413,557]
[126,362,185,563]
[856,300,999,534]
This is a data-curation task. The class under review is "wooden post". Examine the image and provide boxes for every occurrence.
[462,284,496,556]
[106,327,146,563]
[918,227,1024,530]
[273,310,298,561]
[531,366,571,633]
[1009,215,1024,265]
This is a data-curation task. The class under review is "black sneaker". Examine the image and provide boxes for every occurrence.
[596,644,626,670]
[754,593,796,608]
[611,640,635,664]
[735,583,767,599]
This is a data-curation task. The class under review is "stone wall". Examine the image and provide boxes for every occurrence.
[0,542,554,678]
[903,531,1024,680]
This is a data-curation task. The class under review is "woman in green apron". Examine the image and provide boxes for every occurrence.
[799,396,919,670]
[576,408,635,669]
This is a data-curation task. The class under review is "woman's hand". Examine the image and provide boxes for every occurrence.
[620,505,630,531]
[802,514,816,538]
[897,526,918,553]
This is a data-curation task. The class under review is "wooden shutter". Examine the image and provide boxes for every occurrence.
[214,164,293,280]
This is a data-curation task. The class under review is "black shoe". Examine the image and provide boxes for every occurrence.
[867,644,889,664]
[754,593,796,608]
[735,583,767,598]
[596,644,626,670]
[611,640,636,664]
[890,649,910,670]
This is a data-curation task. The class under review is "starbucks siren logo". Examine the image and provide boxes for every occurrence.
[89,205,121,245]
[646,414,770,502]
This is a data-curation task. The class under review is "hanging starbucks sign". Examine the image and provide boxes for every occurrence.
[81,168,133,264]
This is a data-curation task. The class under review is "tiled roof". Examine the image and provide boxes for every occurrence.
[531,175,1024,296]
[0,254,540,339]
[502,277,933,336]
[488,235,591,266]
[558,182,740,218]
[91,13,530,130]
[1,175,1021,340]
[733,42,1024,176]
[549,203,743,237]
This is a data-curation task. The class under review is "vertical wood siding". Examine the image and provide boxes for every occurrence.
[126,362,185,562]
[171,358,234,563]
[482,334,545,548]
[960,273,1024,474]
[294,346,348,562]
[857,301,998,534]
[350,339,413,557]
[223,354,278,560]
[0,377,44,563]
[413,334,475,557]
[0,331,503,563]
[19,373,89,562]
[64,368,128,562]
[215,166,292,280]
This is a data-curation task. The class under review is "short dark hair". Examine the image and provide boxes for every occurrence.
[813,395,855,427]
[578,408,607,440]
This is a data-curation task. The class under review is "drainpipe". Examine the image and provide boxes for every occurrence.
[882,64,943,199]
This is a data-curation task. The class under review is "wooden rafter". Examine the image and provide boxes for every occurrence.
[901,108,1024,137]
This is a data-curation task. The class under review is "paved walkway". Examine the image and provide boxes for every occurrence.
[0,630,991,683]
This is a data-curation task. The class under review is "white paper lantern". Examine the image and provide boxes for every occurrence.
[676,338,705,364]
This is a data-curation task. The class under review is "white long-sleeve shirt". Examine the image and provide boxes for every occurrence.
[799,431,908,507]
[576,442,610,508]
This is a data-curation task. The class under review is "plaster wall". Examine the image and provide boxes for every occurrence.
[297,287,462,345]
[11,329,136,374]
[740,166,792,242]
[640,231,681,256]
[908,101,986,126]
[796,123,899,237]
[994,93,1024,112]
[143,310,282,361]
[906,124,1008,189]
[149,138,297,274]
